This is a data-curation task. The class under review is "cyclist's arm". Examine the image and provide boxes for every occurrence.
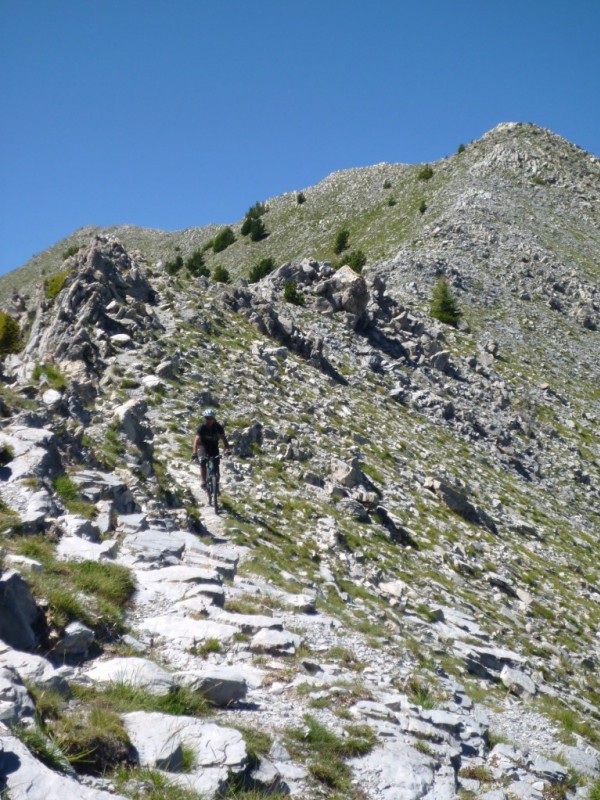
[219,432,231,452]
[192,434,201,456]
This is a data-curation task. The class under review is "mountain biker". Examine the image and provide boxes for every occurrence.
[192,408,231,490]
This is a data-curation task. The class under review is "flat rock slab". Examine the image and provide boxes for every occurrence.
[134,565,222,606]
[349,740,449,800]
[123,712,247,796]
[174,665,248,706]
[209,609,285,634]
[57,536,118,562]
[0,723,128,800]
[83,657,176,696]
[250,628,303,655]
[452,640,527,678]
[120,529,188,565]
[0,426,59,483]
[283,593,317,613]
[0,645,70,693]
[140,615,238,647]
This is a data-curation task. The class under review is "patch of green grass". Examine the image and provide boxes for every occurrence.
[326,646,365,671]
[13,537,135,638]
[234,726,273,764]
[53,473,96,518]
[114,766,203,800]
[73,682,211,717]
[50,703,131,775]
[405,676,439,709]
[11,721,70,772]
[285,714,376,794]
[534,697,600,747]
[588,779,600,800]
[190,637,222,657]
[32,362,67,390]
[44,268,71,300]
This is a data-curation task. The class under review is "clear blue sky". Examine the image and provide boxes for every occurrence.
[1,0,598,275]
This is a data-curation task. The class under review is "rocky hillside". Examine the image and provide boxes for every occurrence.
[0,123,599,800]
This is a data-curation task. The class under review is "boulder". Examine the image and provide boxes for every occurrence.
[0,666,36,724]
[0,722,128,799]
[0,426,61,482]
[250,628,303,656]
[54,621,95,657]
[83,657,176,696]
[175,665,248,706]
[0,570,42,650]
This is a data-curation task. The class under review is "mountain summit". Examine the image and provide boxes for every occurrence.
[0,123,599,799]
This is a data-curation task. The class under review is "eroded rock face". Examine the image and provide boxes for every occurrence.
[24,236,161,372]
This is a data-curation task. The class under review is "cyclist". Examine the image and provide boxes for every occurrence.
[192,408,231,491]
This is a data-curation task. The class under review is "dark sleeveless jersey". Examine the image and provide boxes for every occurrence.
[196,421,225,456]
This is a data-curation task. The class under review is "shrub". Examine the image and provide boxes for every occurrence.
[245,201,267,219]
[212,227,235,253]
[44,268,71,301]
[248,257,276,284]
[419,200,427,214]
[333,228,350,255]
[283,280,305,306]
[457,143,466,154]
[417,165,434,180]
[345,249,367,273]
[296,191,306,204]
[165,255,183,275]
[184,250,209,278]
[430,276,462,327]
[387,197,397,206]
[0,311,21,356]
[241,202,268,241]
[383,179,392,189]
[212,266,231,284]
[61,245,81,261]
[241,217,268,241]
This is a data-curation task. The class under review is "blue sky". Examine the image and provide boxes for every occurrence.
[1,0,599,276]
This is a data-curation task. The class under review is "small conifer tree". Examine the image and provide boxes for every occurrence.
[283,280,305,306]
[0,311,21,356]
[430,276,462,327]
[185,249,209,278]
[165,255,183,275]
[334,228,350,255]
[249,257,276,284]
[212,227,235,253]
[212,266,231,284]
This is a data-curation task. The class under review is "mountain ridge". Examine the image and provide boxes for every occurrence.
[0,122,599,799]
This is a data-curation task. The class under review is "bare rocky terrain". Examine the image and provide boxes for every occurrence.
[0,122,599,800]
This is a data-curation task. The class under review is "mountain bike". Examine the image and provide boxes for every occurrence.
[205,455,221,514]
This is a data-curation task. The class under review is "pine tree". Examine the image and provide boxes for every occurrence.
[430,277,462,327]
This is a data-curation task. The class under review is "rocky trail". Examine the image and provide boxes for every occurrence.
[0,122,599,799]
